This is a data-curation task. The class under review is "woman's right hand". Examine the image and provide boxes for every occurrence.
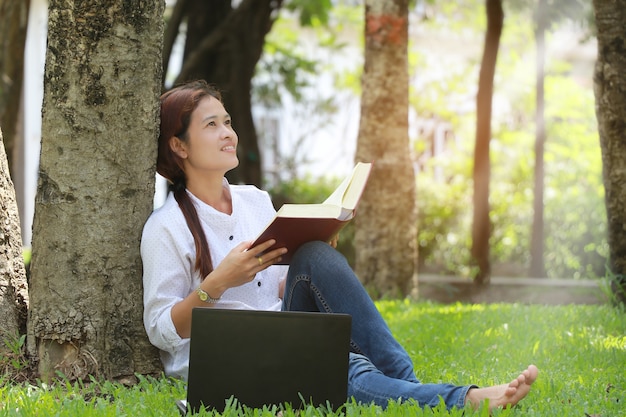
[171,239,287,339]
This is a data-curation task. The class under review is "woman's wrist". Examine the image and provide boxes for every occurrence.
[198,271,227,301]
[195,287,221,303]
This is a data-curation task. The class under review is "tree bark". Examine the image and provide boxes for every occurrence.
[592,0,626,303]
[354,0,416,298]
[0,126,29,361]
[471,0,503,285]
[27,0,164,381]
[0,0,30,177]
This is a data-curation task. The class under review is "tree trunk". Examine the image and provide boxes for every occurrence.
[471,0,503,285]
[530,0,547,278]
[169,0,283,187]
[27,0,164,381]
[0,0,30,177]
[354,0,416,298]
[0,127,29,363]
[592,0,626,304]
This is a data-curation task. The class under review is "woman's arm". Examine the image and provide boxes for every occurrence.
[169,239,287,338]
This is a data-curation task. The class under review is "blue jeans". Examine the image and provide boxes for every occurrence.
[282,241,475,410]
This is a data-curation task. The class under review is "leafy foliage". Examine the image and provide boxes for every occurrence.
[286,0,332,27]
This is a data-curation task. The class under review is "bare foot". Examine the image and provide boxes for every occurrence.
[465,364,538,412]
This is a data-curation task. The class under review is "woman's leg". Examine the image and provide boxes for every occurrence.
[281,242,537,411]
[348,355,538,411]
[348,353,473,409]
[282,241,416,382]
[281,243,472,407]
[282,242,473,408]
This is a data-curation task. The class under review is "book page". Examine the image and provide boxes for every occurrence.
[276,203,343,219]
[323,162,371,211]
[323,173,352,207]
[340,163,371,209]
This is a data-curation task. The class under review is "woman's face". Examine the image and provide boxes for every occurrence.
[175,96,239,177]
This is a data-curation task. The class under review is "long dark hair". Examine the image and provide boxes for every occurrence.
[158,80,222,278]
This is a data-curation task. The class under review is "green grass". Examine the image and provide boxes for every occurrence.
[1,301,624,416]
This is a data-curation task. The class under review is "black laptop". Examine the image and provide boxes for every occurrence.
[179,308,351,414]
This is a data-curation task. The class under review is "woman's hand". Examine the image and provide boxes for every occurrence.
[278,278,286,299]
[172,240,287,339]
[328,233,339,248]
[207,240,287,294]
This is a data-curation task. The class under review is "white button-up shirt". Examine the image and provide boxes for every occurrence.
[141,179,287,380]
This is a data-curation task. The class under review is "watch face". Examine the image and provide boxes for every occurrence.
[198,289,208,301]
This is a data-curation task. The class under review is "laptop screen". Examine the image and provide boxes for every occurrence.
[186,308,351,413]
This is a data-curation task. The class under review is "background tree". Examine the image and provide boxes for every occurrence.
[162,0,335,187]
[27,0,164,381]
[525,0,589,278]
[413,0,603,280]
[163,0,284,186]
[470,0,589,282]
[529,0,548,278]
[0,0,30,177]
[0,127,29,377]
[355,0,416,298]
[471,0,503,284]
[592,0,626,303]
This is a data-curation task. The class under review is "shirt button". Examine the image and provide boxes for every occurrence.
[257,281,262,287]
[229,235,234,240]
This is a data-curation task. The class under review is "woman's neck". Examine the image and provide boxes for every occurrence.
[185,175,232,214]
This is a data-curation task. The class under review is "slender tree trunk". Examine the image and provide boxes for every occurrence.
[530,0,547,278]
[0,0,30,177]
[592,0,626,303]
[471,0,503,285]
[28,0,164,381]
[355,0,416,298]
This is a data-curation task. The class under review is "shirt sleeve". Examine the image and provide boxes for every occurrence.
[141,200,198,353]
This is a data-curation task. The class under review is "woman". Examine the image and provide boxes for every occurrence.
[141,80,538,412]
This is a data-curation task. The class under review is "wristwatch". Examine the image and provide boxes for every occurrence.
[196,287,221,303]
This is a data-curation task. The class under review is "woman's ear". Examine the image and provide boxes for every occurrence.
[169,136,188,159]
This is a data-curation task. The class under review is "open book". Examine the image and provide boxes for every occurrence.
[251,162,372,265]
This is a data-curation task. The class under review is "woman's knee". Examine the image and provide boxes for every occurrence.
[297,240,333,256]
[292,241,344,266]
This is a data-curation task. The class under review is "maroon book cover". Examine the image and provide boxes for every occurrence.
[252,216,348,265]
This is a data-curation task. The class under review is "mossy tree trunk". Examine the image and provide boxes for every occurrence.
[27,0,164,381]
[592,0,626,304]
[354,0,417,298]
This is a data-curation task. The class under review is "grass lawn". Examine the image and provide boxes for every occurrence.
[0,301,624,416]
